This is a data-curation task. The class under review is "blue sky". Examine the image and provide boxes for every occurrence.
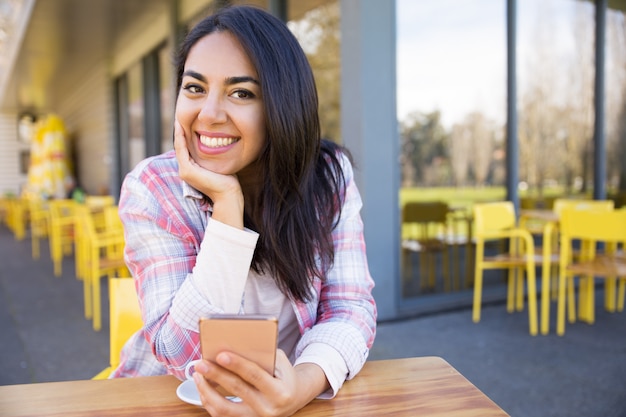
[395,0,596,127]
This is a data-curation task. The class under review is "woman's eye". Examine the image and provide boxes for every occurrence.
[182,84,204,94]
[231,89,255,99]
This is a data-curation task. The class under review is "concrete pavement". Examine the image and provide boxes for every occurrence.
[1,224,625,417]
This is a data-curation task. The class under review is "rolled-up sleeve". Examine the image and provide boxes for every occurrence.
[293,154,377,397]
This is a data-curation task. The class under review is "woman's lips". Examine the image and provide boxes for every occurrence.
[199,134,240,148]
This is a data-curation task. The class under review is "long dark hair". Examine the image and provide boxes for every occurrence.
[175,5,348,302]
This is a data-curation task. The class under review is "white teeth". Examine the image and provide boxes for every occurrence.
[199,135,238,148]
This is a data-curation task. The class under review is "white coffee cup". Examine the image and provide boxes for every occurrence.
[185,359,201,381]
[184,359,242,403]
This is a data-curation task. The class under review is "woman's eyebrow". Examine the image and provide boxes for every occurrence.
[182,71,259,86]
[182,70,206,83]
[226,76,260,86]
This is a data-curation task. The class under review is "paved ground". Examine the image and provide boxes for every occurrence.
[1,224,625,417]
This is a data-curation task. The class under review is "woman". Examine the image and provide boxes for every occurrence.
[112,5,376,416]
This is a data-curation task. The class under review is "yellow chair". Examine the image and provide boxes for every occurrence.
[446,206,474,290]
[103,205,124,233]
[75,198,116,281]
[556,208,626,336]
[0,196,9,225]
[76,205,128,331]
[6,197,30,241]
[552,199,615,294]
[85,195,116,207]
[402,201,451,292]
[472,201,538,335]
[48,199,77,276]
[553,199,614,217]
[92,277,143,379]
[28,198,50,259]
[521,199,615,334]
[85,195,116,232]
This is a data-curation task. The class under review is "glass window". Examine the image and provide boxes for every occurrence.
[606,6,626,205]
[159,44,175,153]
[396,0,506,301]
[397,0,506,191]
[287,0,341,142]
[518,0,592,200]
[127,62,145,170]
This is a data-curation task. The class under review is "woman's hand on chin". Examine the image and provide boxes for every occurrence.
[174,120,244,229]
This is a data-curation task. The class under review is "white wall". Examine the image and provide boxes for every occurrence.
[0,112,29,196]
[56,65,113,196]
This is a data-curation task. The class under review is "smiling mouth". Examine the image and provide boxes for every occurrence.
[199,135,240,148]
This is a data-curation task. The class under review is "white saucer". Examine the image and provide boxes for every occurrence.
[177,379,202,406]
[176,379,243,406]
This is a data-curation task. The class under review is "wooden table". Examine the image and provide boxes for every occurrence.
[0,357,508,416]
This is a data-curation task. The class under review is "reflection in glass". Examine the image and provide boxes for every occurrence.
[159,44,174,153]
[127,62,145,170]
[288,0,341,143]
[397,0,626,305]
[397,0,505,300]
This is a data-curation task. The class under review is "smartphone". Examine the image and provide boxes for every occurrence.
[198,314,278,376]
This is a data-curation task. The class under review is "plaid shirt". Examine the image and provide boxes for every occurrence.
[110,150,376,394]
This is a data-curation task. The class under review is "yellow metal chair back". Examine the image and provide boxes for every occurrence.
[75,204,128,331]
[85,195,115,232]
[48,199,77,276]
[28,197,49,259]
[6,197,29,241]
[92,277,143,380]
[104,205,124,233]
[0,196,9,225]
[402,201,451,292]
[85,195,115,209]
[473,201,517,235]
[75,202,119,281]
[556,208,626,335]
[472,201,538,335]
[553,199,614,216]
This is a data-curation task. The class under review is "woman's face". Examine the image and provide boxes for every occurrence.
[176,31,266,176]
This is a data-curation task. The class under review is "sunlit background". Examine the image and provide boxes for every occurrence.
[0,0,625,316]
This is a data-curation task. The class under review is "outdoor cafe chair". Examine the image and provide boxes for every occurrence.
[5,197,29,241]
[84,195,115,208]
[28,197,49,260]
[520,198,614,334]
[75,197,116,281]
[402,201,451,292]
[556,208,626,336]
[48,199,77,276]
[75,204,128,331]
[552,199,615,296]
[472,201,538,335]
[92,276,142,379]
[103,205,124,234]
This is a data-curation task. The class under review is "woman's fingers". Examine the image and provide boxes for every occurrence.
[173,120,194,172]
[193,371,247,416]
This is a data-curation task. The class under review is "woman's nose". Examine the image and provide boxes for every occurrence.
[198,93,227,124]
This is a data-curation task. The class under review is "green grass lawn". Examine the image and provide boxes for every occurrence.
[399,187,506,209]
[398,186,582,239]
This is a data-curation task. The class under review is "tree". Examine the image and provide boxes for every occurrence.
[288,3,341,143]
[464,112,494,187]
[400,110,450,187]
[450,111,499,187]
[449,123,471,187]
